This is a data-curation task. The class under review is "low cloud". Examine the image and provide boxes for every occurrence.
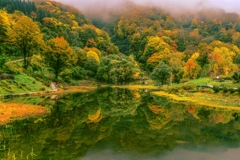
[54,0,240,20]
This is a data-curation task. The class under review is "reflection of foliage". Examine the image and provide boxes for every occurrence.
[1,88,240,159]
[197,108,211,122]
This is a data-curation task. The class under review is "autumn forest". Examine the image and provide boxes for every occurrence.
[0,0,240,87]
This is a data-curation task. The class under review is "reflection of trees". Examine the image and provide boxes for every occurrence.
[97,88,140,117]
[1,88,240,159]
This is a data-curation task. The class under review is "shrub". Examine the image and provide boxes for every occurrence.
[72,67,86,80]
[229,88,235,94]
[213,85,220,93]
[168,86,179,93]
[222,86,229,93]
[59,69,72,82]
[232,72,240,82]
[180,78,189,83]
[238,87,240,94]
[0,74,15,80]
[181,84,196,91]
[39,87,46,91]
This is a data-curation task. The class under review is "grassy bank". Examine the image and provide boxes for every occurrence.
[151,78,240,110]
[152,90,240,111]
[0,73,51,94]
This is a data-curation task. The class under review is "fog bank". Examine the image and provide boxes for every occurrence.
[53,0,240,20]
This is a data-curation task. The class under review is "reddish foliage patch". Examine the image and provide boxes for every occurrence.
[186,105,196,114]
[0,103,49,125]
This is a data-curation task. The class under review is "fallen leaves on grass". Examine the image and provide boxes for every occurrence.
[0,103,50,125]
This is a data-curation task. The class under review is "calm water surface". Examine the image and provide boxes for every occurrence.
[1,88,240,160]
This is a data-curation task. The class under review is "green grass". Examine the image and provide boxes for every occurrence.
[0,73,51,94]
[185,77,213,86]
[2,96,49,105]
[209,80,240,88]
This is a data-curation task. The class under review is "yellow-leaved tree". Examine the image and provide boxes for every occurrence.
[84,50,100,76]
[44,36,74,80]
[211,47,238,76]
[11,16,43,69]
[0,10,11,43]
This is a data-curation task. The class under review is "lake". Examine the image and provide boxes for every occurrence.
[1,87,240,160]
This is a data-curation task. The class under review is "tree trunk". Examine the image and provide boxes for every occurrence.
[23,49,27,69]
[170,72,173,85]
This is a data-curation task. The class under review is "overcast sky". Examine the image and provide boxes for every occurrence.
[55,0,240,14]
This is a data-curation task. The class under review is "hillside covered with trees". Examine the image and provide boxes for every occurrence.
[0,0,240,90]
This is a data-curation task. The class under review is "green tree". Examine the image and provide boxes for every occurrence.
[11,16,43,69]
[44,36,74,80]
[110,55,140,85]
[84,50,100,77]
[97,55,114,83]
[232,72,240,83]
[150,62,171,85]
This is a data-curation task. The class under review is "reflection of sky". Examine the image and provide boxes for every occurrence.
[56,0,240,13]
[81,147,240,160]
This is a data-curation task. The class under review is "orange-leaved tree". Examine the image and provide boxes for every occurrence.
[183,52,201,80]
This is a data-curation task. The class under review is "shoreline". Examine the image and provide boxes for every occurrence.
[0,86,97,126]
[152,91,240,111]
[0,85,239,126]
[0,86,97,99]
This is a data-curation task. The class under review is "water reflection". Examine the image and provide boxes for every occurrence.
[82,147,240,160]
[0,88,240,159]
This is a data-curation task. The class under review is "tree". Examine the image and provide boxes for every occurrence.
[44,36,74,80]
[97,55,114,83]
[0,11,10,69]
[234,54,240,68]
[150,62,171,85]
[209,47,238,76]
[12,16,43,69]
[110,56,139,85]
[232,72,240,83]
[208,52,221,76]
[183,60,201,79]
[0,11,10,43]
[84,50,100,77]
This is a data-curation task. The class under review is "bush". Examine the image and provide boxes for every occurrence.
[232,72,240,82]
[0,74,15,80]
[222,86,229,93]
[181,84,196,91]
[180,78,189,83]
[72,67,86,80]
[39,87,46,91]
[229,88,235,94]
[213,85,220,93]
[222,76,232,80]
[59,69,73,82]
[168,86,179,93]
[238,87,240,94]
